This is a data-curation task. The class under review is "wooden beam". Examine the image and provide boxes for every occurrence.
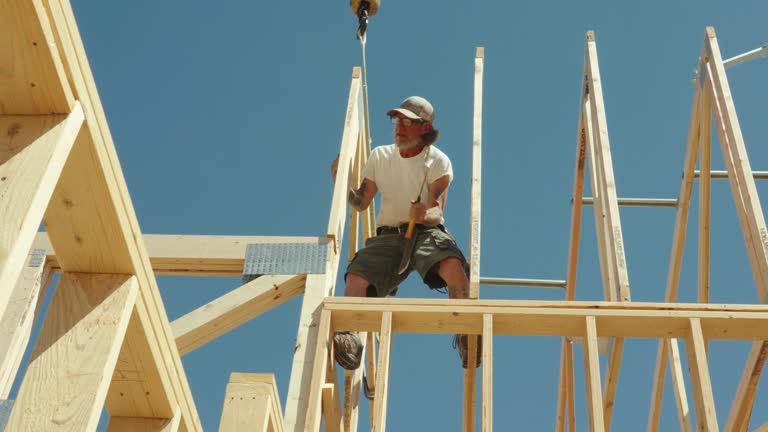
[698,78,712,306]
[0,106,83,326]
[584,316,605,432]
[6,273,138,431]
[109,407,181,432]
[218,373,284,432]
[324,298,768,340]
[322,383,343,432]
[303,309,332,432]
[284,67,360,432]
[40,1,203,427]
[0,250,52,398]
[373,312,393,432]
[35,232,329,277]
[725,341,768,432]
[647,74,702,432]
[481,314,492,432]
[602,337,623,429]
[584,31,631,303]
[684,318,718,431]
[704,27,768,302]
[0,0,74,114]
[171,274,306,355]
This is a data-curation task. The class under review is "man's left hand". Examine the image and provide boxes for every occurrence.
[410,201,427,223]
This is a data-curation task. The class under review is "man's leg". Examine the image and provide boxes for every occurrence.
[333,273,371,370]
[435,257,469,299]
[435,257,480,368]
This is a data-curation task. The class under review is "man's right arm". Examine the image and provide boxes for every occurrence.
[348,178,377,211]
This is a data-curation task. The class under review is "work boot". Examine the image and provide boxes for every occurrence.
[333,331,363,370]
[453,334,482,368]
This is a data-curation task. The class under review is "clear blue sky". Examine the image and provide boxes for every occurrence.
[18,1,768,430]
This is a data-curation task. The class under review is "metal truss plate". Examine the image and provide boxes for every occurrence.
[0,399,13,430]
[242,243,327,283]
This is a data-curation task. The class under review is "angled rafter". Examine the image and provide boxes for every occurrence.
[171,274,306,355]
[0,105,83,325]
[7,273,138,430]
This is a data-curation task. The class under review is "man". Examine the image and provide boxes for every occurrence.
[331,96,480,369]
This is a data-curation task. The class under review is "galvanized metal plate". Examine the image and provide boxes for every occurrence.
[242,243,327,283]
[0,399,13,430]
[28,248,46,267]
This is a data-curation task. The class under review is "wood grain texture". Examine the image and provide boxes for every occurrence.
[219,374,283,432]
[171,274,306,355]
[0,0,73,114]
[0,106,82,329]
[6,273,138,431]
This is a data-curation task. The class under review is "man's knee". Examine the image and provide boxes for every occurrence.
[344,272,370,297]
[437,257,468,283]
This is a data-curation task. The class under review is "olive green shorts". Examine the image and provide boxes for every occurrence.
[345,225,468,297]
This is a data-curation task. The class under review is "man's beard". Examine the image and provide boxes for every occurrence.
[395,138,420,149]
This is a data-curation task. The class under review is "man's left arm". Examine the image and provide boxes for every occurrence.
[410,175,450,226]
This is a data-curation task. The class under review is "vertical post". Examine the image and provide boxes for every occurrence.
[463,46,484,432]
[583,316,605,432]
[304,309,332,432]
[481,314,493,432]
[372,312,393,432]
[684,318,718,431]
[219,374,283,432]
[284,68,361,432]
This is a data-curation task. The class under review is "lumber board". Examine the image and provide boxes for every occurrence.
[698,80,712,306]
[34,232,329,276]
[324,298,768,340]
[372,312,393,432]
[556,339,568,432]
[40,1,203,428]
[219,373,283,432]
[304,309,331,432]
[171,274,306,355]
[6,273,138,431]
[0,0,73,114]
[583,316,605,432]
[704,28,768,302]
[322,383,343,432]
[684,318,718,431]
[647,80,702,432]
[725,341,768,432]
[0,106,82,328]
[469,47,483,299]
[584,31,631,303]
[481,314,492,432]
[602,337,623,430]
[0,252,52,399]
[284,67,360,432]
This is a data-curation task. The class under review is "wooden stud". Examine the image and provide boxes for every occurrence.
[372,312,393,432]
[684,318,718,431]
[725,341,768,432]
[0,106,83,324]
[482,314,493,432]
[704,28,768,302]
[556,339,568,432]
[698,79,712,307]
[602,337,623,430]
[566,339,576,431]
[322,383,343,432]
[171,274,306,355]
[583,316,605,432]
[303,309,332,432]
[219,373,284,432]
[285,68,360,432]
[0,250,53,398]
[6,273,138,431]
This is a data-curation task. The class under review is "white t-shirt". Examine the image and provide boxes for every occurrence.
[362,144,453,227]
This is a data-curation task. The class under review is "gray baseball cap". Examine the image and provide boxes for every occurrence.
[387,96,435,123]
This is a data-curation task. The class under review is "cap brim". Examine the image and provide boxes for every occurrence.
[387,108,421,120]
